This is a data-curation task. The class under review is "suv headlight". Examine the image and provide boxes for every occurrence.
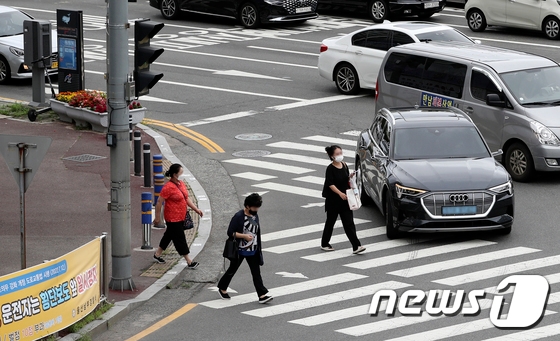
[395,184,427,199]
[530,121,560,146]
[9,46,24,57]
[489,181,513,195]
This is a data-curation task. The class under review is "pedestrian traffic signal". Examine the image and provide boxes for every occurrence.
[134,19,164,97]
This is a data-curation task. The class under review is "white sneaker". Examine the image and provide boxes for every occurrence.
[321,246,335,251]
[353,246,366,254]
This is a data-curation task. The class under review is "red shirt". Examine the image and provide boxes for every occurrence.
[160,181,188,222]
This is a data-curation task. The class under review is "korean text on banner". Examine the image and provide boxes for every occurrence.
[0,238,102,341]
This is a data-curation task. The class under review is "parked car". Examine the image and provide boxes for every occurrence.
[0,5,58,84]
[318,22,476,95]
[375,42,560,182]
[466,0,560,39]
[356,106,514,239]
[149,0,318,28]
[317,0,445,23]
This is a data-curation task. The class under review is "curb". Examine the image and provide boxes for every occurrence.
[59,123,213,340]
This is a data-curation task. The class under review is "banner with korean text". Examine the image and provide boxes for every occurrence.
[0,237,102,341]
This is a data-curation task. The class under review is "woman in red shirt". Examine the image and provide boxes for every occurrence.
[153,163,203,268]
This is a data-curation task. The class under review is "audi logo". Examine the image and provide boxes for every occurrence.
[449,193,469,202]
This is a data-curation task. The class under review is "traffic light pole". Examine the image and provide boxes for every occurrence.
[107,0,135,291]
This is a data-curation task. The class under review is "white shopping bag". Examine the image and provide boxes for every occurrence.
[346,189,362,210]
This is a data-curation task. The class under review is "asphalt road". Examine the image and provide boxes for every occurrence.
[3,1,560,340]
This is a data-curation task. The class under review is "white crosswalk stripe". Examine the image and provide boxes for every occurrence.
[224,158,314,174]
[292,175,325,185]
[199,273,368,309]
[301,135,357,146]
[260,219,371,242]
[231,172,277,181]
[252,182,323,198]
[264,153,331,166]
[243,281,411,318]
[266,141,355,158]
[482,322,560,341]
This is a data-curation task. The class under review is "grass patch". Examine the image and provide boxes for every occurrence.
[0,102,29,118]
[66,301,114,334]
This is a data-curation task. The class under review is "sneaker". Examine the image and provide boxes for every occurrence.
[259,296,273,304]
[321,245,335,252]
[218,290,231,300]
[353,246,366,254]
[153,254,165,264]
[187,261,199,269]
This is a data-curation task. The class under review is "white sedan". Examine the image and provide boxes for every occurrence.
[318,22,478,95]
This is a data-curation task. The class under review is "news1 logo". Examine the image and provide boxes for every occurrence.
[369,275,550,328]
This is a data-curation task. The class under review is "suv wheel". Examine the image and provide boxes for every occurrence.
[0,56,10,84]
[543,17,560,40]
[240,3,260,29]
[369,0,389,23]
[505,142,534,182]
[385,196,401,239]
[467,9,487,32]
[335,63,360,95]
[160,0,181,19]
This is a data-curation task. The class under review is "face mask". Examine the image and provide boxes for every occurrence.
[334,155,344,162]
[248,210,258,216]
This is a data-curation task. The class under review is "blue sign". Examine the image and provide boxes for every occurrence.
[59,37,77,71]
[421,92,455,108]
[0,261,67,297]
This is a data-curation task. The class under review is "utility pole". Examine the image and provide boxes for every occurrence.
[107,0,135,291]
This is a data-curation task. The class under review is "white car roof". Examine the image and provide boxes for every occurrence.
[353,21,455,35]
[0,5,21,14]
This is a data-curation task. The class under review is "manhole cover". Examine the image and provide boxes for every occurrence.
[235,133,273,141]
[63,154,107,163]
[232,150,271,158]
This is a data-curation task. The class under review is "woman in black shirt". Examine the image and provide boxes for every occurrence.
[321,145,366,254]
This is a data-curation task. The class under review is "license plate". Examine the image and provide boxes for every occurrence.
[51,61,58,69]
[442,206,477,215]
[424,2,438,8]
[296,6,311,13]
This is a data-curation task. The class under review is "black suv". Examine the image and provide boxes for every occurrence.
[318,0,445,23]
[356,107,514,239]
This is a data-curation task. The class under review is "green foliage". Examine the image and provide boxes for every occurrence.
[0,102,29,118]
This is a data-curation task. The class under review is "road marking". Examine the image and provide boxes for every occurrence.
[264,228,382,254]
[434,254,560,286]
[292,175,325,185]
[153,62,291,81]
[179,94,365,127]
[342,130,362,136]
[301,202,325,208]
[389,247,540,278]
[139,95,186,104]
[124,303,197,341]
[264,153,331,166]
[142,118,224,153]
[483,321,560,341]
[336,299,494,336]
[199,272,368,309]
[302,237,434,262]
[247,45,318,56]
[260,219,371,242]
[231,172,277,181]
[472,36,560,50]
[267,141,355,158]
[276,272,308,279]
[223,159,314,174]
[252,182,323,199]
[302,135,357,146]
[482,272,560,296]
[382,311,557,341]
[243,281,412,318]
[345,240,497,270]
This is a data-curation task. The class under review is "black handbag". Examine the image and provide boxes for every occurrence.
[184,211,194,230]
[223,237,238,259]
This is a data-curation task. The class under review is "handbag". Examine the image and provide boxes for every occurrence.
[223,237,239,259]
[173,181,194,230]
[346,165,362,211]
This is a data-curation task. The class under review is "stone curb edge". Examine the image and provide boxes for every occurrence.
[59,123,213,340]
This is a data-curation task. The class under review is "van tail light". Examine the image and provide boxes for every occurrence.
[375,79,379,101]
[320,44,328,53]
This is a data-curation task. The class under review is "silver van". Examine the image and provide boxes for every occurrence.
[375,42,560,182]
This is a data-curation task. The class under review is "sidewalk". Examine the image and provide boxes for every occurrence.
[0,112,211,338]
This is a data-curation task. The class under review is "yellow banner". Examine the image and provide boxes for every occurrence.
[0,238,102,341]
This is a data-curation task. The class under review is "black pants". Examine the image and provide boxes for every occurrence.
[218,254,268,297]
[159,221,190,256]
[322,209,361,251]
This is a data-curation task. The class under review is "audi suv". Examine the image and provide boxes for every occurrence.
[356,106,514,239]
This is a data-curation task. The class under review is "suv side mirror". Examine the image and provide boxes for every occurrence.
[491,149,503,157]
[486,93,507,108]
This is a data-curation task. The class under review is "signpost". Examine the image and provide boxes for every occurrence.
[57,9,85,92]
[0,135,52,269]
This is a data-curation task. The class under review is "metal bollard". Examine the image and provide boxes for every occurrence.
[129,115,133,141]
[141,192,153,250]
[143,143,152,188]
[153,154,163,178]
[154,174,165,206]
[134,131,142,176]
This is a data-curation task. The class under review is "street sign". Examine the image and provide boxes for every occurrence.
[0,134,52,192]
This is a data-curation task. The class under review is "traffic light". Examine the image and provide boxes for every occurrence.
[134,19,164,97]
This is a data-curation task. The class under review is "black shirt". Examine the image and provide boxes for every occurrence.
[322,163,350,200]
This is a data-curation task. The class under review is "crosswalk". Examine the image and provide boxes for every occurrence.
[214,133,560,339]
[199,213,560,339]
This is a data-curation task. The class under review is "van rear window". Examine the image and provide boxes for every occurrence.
[384,52,467,99]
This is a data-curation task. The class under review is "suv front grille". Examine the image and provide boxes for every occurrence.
[421,192,495,219]
[283,0,317,15]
